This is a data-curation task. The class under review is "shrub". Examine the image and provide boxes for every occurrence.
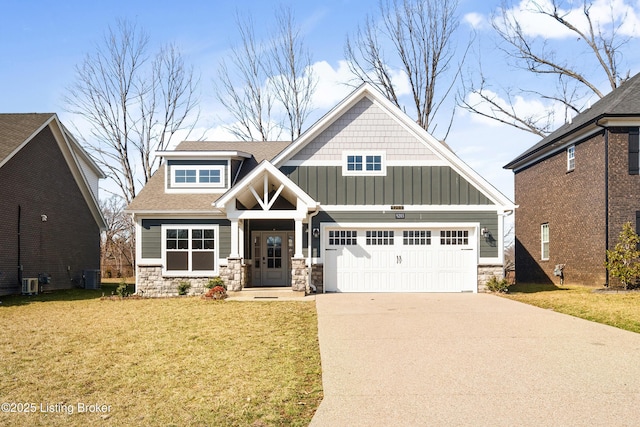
[605,222,640,290]
[177,281,191,296]
[115,281,129,298]
[485,276,509,293]
[205,277,226,290]
[203,285,227,300]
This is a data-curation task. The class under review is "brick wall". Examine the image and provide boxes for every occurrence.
[0,127,101,295]
[606,128,640,286]
[514,132,607,286]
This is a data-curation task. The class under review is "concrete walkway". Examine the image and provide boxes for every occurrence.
[310,293,640,426]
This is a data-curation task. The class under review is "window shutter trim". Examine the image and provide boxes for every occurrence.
[629,128,639,175]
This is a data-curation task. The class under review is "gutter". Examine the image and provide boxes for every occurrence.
[595,119,610,287]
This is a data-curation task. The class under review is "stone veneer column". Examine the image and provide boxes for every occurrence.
[226,258,244,291]
[290,258,308,292]
[477,265,505,292]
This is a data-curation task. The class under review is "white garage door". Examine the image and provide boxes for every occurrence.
[324,226,477,293]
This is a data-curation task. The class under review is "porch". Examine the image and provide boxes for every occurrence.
[215,161,319,293]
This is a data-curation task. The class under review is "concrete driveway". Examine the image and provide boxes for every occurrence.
[310,293,640,426]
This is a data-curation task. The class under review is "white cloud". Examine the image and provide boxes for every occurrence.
[463,12,485,29]
[495,0,640,39]
[309,60,357,110]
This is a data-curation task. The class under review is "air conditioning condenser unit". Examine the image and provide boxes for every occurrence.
[22,278,38,295]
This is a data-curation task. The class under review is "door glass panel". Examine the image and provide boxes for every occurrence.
[266,235,282,269]
[254,235,261,268]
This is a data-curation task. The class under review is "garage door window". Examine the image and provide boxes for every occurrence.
[440,230,468,245]
[366,230,394,245]
[329,230,357,245]
[403,230,431,245]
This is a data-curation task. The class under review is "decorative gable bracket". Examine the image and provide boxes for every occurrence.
[249,174,286,211]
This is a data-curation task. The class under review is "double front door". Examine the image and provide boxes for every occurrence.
[252,232,292,287]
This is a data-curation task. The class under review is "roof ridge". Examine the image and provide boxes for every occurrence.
[597,73,640,113]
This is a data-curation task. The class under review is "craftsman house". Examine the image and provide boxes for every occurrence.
[0,113,106,295]
[127,84,515,296]
[505,72,640,287]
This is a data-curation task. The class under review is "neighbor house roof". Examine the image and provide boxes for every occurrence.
[505,72,640,170]
[126,140,292,213]
[0,113,53,165]
[0,113,107,229]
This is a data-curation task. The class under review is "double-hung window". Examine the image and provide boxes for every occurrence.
[163,225,218,275]
[567,145,575,171]
[541,223,550,260]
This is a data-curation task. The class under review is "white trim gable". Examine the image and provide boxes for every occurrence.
[272,83,515,211]
[214,160,318,217]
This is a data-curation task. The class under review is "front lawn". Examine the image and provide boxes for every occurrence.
[503,283,640,334]
[0,286,322,426]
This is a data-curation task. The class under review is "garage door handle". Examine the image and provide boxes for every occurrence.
[325,249,337,251]
[397,255,402,264]
[461,248,473,251]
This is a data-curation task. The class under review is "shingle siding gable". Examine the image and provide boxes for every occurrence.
[288,97,439,163]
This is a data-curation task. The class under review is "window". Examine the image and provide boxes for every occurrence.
[347,155,363,171]
[366,155,382,171]
[567,145,575,171]
[440,230,468,245]
[171,165,225,188]
[164,225,218,275]
[328,230,358,245]
[366,230,394,245]
[199,169,221,183]
[175,169,196,183]
[343,151,386,176]
[541,223,550,260]
[403,230,431,245]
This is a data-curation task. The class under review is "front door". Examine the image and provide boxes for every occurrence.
[252,232,289,286]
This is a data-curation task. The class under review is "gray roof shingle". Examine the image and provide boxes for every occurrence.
[505,72,640,169]
[0,113,54,164]
[126,140,293,212]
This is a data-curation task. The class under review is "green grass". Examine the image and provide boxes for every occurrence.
[0,286,322,426]
[503,283,640,334]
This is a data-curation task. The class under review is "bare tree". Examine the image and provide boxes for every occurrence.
[345,0,465,138]
[65,19,199,203]
[460,0,633,136]
[216,13,276,141]
[215,7,316,141]
[267,6,317,141]
[100,196,135,278]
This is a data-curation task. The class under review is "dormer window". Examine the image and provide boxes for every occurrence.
[175,169,196,183]
[343,151,386,176]
[172,166,224,187]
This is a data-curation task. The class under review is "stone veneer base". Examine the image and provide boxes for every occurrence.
[137,262,503,296]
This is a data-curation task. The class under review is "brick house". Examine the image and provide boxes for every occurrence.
[0,114,106,295]
[504,73,640,287]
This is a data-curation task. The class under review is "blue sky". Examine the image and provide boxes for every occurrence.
[2,0,640,201]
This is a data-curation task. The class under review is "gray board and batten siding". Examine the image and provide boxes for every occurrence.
[140,218,231,259]
[281,165,493,206]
